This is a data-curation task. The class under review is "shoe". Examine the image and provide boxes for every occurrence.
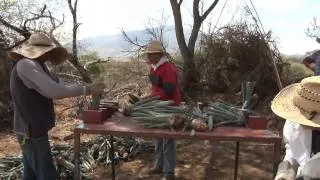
[161,175,175,180]
[147,166,162,175]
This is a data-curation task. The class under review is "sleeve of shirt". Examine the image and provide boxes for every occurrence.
[16,59,85,99]
[160,65,177,97]
[283,121,299,166]
[283,140,297,165]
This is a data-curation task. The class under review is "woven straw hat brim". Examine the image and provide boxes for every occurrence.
[145,49,164,54]
[8,45,66,60]
[271,83,320,128]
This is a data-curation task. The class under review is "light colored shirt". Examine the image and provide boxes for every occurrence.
[151,56,168,71]
[283,121,320,178]
[16,58,84,99]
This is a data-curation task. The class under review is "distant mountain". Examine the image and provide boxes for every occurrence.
[79,26,190,58]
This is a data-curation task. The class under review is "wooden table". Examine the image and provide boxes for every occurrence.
[73,113,282,180]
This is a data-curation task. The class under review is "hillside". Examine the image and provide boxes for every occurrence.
[79,26,185,58]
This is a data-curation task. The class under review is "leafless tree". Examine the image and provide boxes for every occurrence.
[67,0,92,83]
[306,17,320,39]
[120,11,186,90]
[0,0,95,83]
[170,0,219,88]
[0,2,64,49]
[120,11,173,60]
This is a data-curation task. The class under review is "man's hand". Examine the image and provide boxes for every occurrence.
[87,83,106,95]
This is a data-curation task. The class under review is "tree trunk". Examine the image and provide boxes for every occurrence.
[170,0,198,88]
[69,57,92,83]
[68,0,92,83]
[170,0,219,89]
[0,39,12,124]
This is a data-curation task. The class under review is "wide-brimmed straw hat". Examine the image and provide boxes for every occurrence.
[145,40,164,54]
[271,76,320,128]
[7,33,68,61]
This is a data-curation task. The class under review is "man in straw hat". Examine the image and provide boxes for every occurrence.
[144,40,180,180]
[271,76,320,179]
[8,32,105,180]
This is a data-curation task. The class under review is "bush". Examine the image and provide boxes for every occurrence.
[281,62,314,85]
[87,63,104,78]
[195,21,283,98]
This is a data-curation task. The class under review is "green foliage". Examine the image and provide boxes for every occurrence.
[80,51,105,79]
[281,62,314,85]
[282,55,303,63]
[87,64,104,78]
[81,51,99,60]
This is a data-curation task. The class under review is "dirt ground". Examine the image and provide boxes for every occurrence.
[0,99,283,180]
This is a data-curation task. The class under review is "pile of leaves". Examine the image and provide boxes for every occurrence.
[0,136,153,179]
[121,89,257,133]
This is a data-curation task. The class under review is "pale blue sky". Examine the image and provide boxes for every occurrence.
[75,0,319,55]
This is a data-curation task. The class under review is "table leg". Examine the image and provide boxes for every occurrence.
[273,140,281,178]
[110,135,115,180]
[234,142,240,180]
[74,130,81,180]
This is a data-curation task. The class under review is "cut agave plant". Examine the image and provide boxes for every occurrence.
[168,114,186,129]
[191,119,208,132]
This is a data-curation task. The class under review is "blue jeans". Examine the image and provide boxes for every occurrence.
[154,138,176,176]
[17,134,57,180]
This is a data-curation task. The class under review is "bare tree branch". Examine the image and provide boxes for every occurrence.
[23,5,47,29]
[170,0,220,88]
[170,0,190,58]
[84,59,110,68]
[0,17,31,38]
[67,0,91,83]
[4,39,28,50]
[193,0,201,20]
[121,29,145,48]
[201,0,219,21]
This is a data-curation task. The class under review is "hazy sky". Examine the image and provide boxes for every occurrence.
[74,0,320,55]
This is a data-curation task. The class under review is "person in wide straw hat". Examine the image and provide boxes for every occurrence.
[8,32,105,180]
[272,76,320,179]
[144,40,180,180]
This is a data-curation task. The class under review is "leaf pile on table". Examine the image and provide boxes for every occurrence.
[0,136,153,179]
[121,82,257,132]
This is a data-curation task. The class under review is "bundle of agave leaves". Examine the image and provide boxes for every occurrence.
[199,81,257,129]
[122,81,256,132]
[0,136,153,179]
[122,94,211,132]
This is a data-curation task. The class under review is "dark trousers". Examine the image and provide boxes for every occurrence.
[17,134,57,180]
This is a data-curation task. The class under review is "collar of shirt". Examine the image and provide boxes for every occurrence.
[151,56,167,71]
